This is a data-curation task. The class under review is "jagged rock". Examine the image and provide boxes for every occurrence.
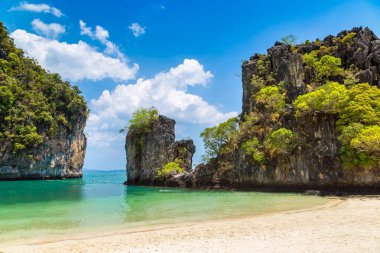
[0,116,87,180]
[166,171,193,188]
[173,140,196,171]
[126,115,195,186]
[355,69,373,83]
[223,27,380,190]
[192,163,218,188]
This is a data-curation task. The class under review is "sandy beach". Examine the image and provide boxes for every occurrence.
[1,197,379,253]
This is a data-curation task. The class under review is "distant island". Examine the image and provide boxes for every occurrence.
[125,27,380,193]
[0,22,88,180]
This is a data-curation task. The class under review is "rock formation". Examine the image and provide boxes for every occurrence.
[196,27,380,192]
[0,117,87,180]
[126,115,195,185]
[124,28,380,193]
[0,22,88,180]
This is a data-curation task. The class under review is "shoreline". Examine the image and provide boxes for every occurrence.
[3,196,380,252]
[0,195,335,246]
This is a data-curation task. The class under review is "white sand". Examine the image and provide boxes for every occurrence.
[2,197,380,253]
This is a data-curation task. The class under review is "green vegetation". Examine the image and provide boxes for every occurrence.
[294,81,380,168]
[338,83,380,127]
[255,86,286,113]
[281,34,297,46]
[264,128,297,156]
[250,74,266,92]
[351,126,380,160]
[240,128,297,163]
[0,22,88,153]
[241,137,265,163]
[302,53,343,82]
[156,159,185,179]
[200,117,239,162]
[315,55,343,80]
[122,107,159,162]
[293,82,348,116]
[341,32,356,43]
[200,28,380,173]
[122,107,158,135]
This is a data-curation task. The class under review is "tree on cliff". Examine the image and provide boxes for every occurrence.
[281,34,297,46]
[200,117,239,162]
[120,107,158,135]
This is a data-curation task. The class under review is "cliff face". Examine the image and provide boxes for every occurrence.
[238,27,380,189]
[126,115,195,185]
[199,27,380,191]
[0,116,87,179]
[0,22,88,180]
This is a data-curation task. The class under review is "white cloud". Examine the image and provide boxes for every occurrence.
[128,23,146,37]
[87,59,238,147]
[10,2,63,17]
[31,19,65,39]
[79,20,125,61]
[10,29,138,82]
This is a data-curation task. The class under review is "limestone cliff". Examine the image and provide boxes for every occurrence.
[198,27,380,191]
[126,115,195,185]
[0,117,87,179]
[0,22,88,180]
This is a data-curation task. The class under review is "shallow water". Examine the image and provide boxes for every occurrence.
[0,170,327,242]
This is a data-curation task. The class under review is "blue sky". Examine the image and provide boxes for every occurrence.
[1,0,380,170]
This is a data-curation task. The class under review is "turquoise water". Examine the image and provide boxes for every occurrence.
[0,170,327,242]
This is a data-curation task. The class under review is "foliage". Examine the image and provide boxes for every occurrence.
[156,159,185,179]
[338,123,378,168]
[201,30,380,171]
[302,51,318,67]
[250,74,266,92]
[343,69,359,88]
[125,107,158,135]
[241,137,265,163]
[281,34,297,46]
[296,82,380,167]
[255,86,286,113]
[256,59,267,76]
[0,22,88,153]
[294,82,349,116]
[315,55,343,80]
[264,128,297,156]
[351,125,380,161]
[200,117,239,162]
[338,83,380,128]
[341,32,356,43]
[302,52,343,82]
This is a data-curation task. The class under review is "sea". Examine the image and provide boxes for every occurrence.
[0,170,327,242]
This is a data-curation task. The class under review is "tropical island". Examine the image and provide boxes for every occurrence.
[0,22,88,180]
[0,2,380,252]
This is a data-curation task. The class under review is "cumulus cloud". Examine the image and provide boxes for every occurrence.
[87,59,238,146]
[128,23,146,37]
[10,2,63,17]
[31,19,65,39]
[79,20,125,61]
[10,29,138,82]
